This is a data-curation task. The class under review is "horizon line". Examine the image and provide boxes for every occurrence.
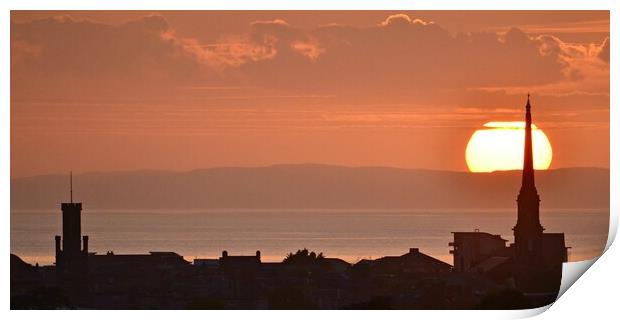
[11,163,610,179]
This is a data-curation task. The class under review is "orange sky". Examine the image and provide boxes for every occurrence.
[10,11,610,177]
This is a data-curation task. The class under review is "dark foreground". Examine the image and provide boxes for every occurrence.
[11,246,560,310]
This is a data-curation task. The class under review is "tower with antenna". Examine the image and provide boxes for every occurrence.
[70,170,73,203]
[55,171,89,301]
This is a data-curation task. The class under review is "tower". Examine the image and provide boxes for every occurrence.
[513,95,545,264]
[55,172,89,303]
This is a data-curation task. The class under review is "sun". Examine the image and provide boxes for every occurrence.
[466,121,552,173]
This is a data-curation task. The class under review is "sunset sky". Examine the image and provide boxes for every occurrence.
[10,11,610,177]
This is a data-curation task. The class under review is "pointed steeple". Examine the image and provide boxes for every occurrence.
[513,94,544,262]
[521,94,536,192]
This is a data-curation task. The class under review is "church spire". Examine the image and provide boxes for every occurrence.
[513,94,544,262]
[521,94,536,191]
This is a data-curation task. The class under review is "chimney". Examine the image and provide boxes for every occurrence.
[256,250,261,260]
[409,248,419,254]
[82,235,89,253]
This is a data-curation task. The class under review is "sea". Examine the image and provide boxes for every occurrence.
[10,208,609,266]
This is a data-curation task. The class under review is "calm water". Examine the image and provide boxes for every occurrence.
[11,209,609,265]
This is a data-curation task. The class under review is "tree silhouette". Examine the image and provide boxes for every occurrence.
[282,248,325,265]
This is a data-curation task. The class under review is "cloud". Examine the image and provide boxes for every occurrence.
[487,19,609,35]
[598,37,610,62]
[213,18,573,98]
[163,18,303,68]
[11,13,609,105]
[379,14,433,27]
[11,14,209,100]
[12,15,198,77]
[475,34,610,98]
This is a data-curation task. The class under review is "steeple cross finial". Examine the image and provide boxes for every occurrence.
[526,93,531,110]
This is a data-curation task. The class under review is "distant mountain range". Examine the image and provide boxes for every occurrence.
[11,164,609,210]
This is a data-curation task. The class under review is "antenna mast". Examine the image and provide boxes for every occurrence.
[70,171,73,203]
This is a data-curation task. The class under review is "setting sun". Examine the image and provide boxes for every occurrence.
[466,121,552,173]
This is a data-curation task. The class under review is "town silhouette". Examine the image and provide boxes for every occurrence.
[11,97,568,309]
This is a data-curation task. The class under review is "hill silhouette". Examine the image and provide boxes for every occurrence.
[11,164,609,210]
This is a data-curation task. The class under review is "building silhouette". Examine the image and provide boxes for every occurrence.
[450,95,568,297]
[514,95,546,263]
[449,231,509,273]
[54,173,89,304]
[512,96,568,292]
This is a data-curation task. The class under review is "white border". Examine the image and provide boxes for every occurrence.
[2,1,616,319]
